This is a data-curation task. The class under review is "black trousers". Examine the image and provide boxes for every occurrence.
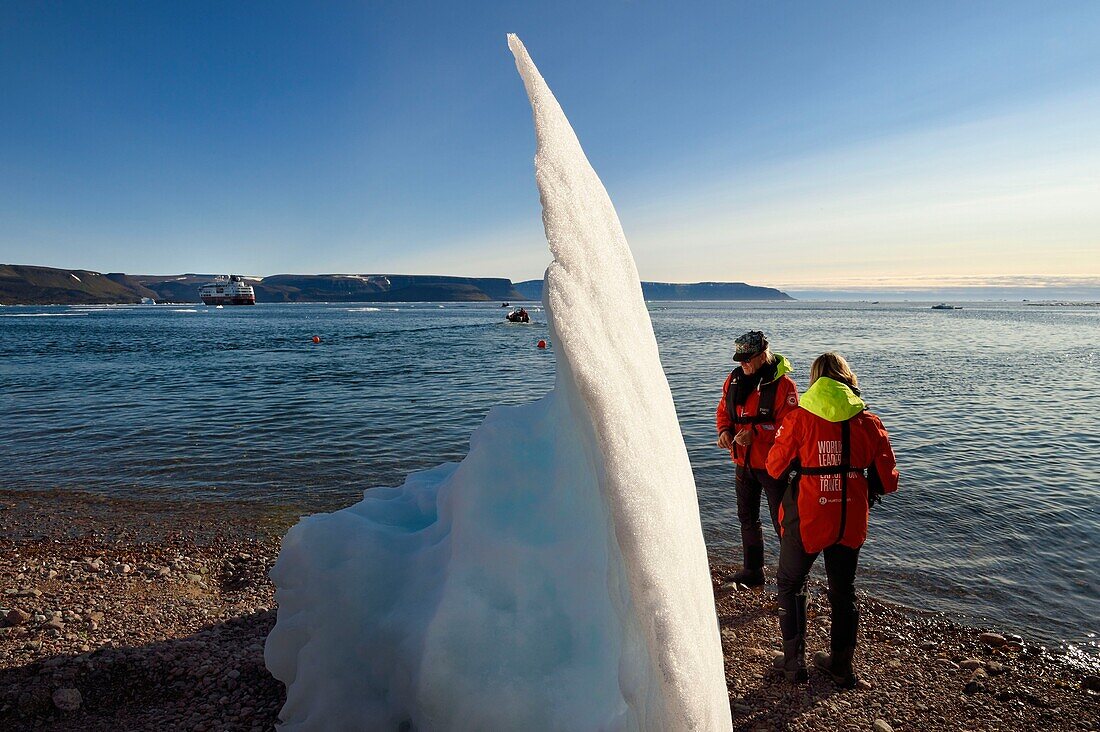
[776,524,861,652]
[735,464,784,551]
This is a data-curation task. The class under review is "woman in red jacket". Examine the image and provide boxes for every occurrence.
[716,330,800,587]
[765,352,899,686]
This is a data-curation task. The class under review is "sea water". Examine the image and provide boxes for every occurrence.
[1,300,1097,659]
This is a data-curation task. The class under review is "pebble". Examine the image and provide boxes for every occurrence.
[986,660,1004,675]
[1084,675,1100,693]
[979,632,1006,647]
[873,720,894,732]
[935,657,959,669]
[964,669,987,695]
[52,686,82,712]
[959,658,984,670]
[6,607,30,626]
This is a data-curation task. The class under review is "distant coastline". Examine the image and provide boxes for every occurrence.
[0,264,795,305]
[513,279,794,302]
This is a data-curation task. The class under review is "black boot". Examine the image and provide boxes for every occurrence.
[771,582,807,682]
[771,637,807,682]
[813,647,858,689]
[731,544,765,587]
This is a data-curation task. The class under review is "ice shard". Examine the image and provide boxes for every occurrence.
[264,34,731,731]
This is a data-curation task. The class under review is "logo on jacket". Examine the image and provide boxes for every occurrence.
[787,395,797,406]
[819,497,828,505]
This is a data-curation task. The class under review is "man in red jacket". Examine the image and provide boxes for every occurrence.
[765,353,899,686]
[716,330,800,587]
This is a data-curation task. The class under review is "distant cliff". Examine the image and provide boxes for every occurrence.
[2,265,791,305]
[0,265,159,305]
[513,279,794,301]
[0,266,524,305]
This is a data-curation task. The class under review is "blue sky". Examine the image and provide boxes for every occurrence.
[1,1,1098,289]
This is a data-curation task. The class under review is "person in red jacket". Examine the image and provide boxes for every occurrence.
[716,330,800,587]
[765,352,899,686]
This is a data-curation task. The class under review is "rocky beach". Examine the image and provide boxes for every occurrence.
[1,489,1096,731]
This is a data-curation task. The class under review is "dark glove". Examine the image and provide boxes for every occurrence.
[868,466,885,509]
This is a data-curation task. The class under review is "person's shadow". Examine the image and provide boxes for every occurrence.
[731,674,841,730]
[0,610,284,731]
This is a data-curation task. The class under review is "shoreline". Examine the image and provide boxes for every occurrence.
[1,490,1096,730]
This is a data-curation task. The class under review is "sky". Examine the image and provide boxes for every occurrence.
[1,1,1098,292]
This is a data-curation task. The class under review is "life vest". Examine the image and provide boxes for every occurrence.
[717,354,799,468]
[724,371,780,429]
[724,370,779,465]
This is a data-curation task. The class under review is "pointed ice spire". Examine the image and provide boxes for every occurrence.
[508,33,731,731]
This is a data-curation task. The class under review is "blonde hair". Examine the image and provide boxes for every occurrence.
[810,352,859,389]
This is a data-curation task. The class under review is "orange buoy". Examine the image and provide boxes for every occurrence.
[312,335,321,344]
[537,339,547,349]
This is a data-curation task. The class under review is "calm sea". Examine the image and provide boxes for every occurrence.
[1,301,1097,662]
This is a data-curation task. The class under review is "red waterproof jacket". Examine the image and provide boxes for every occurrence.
[716,354,799,469]
[766,377,899,553]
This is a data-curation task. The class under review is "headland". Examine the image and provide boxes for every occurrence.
[0,264,794,305]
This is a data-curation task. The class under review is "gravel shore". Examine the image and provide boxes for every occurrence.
[2,490,1097,731]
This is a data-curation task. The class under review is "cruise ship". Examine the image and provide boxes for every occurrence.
[199,275,256,305]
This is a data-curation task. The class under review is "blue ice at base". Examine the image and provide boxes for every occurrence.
[264,35,731,731]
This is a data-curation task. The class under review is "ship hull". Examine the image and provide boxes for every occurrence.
[201,296,256,305]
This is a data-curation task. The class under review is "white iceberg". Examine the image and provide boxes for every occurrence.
[264,34,731,731]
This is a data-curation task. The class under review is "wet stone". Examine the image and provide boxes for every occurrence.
[979,632,1006,647]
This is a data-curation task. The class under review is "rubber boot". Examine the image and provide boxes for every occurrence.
[813,647,858,689]
[771,637,807,682]
[771,584,807,682]
[731,544,765,587]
